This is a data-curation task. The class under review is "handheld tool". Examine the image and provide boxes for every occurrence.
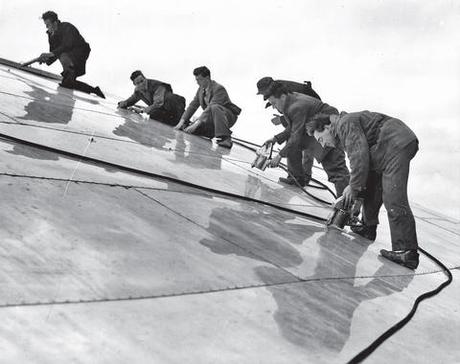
[326,196,362,230]
[251,142,273,171]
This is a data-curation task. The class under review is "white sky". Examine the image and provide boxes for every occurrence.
[1,0,459,218]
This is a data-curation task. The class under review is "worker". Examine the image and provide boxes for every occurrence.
[36,11,105,98]
[258,76,321,185]
[174,66,241,149]
[306,111,420,269]
[258,80,349,197]
[118,70,185,126]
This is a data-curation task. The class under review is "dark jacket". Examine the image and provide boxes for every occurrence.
[277,92,337,157]
[330,111,418,192]
[123,79,173,109]
[274,81,322,144]
[47,21,91,77]
[181,80,241,121]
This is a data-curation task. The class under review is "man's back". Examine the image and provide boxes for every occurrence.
[48,21,89,55]
[334,111,417,154]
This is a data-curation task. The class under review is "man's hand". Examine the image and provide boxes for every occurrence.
[269,154,282,168]
[342,185,358,210]
[174,119,186,130]
[38,52,54,63]
[144,105,153,115]
[184,120,202,134]
[270,115,283,126]
[263,137,276,146]
[117,100,128,109]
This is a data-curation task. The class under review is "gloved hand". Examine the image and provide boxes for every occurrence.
[342,185,358,210]
[117,100,128,109]
[269,154,282,168]
[263,137,276,146]
[270,114,283,126]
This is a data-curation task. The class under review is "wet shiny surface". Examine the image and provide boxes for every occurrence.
[0,62,459,363]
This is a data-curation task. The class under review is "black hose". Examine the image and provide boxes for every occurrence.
[231,137,336,203]
[347,246,453,363]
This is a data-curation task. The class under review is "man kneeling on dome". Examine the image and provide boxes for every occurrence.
[306,110,420,270]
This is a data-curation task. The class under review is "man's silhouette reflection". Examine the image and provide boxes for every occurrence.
[173,132,229,171]
[198,182,324,269]
[113,110,174,150]
[18,85,75,124]
[255,230,414,355]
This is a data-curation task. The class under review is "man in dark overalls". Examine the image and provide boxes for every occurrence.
[258,77,322,185]
[307,111,420,269]
[258,80,350,197]
[38,11,105,98]
[118,70,186,126]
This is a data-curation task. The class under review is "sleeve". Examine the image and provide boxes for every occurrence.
[51,24,80,57]
[278,107,306,157]
[274,128,290,144]
[151,86,167,109]
[123,92,141,107]
[180,89,200,121]
[339,118,370,191]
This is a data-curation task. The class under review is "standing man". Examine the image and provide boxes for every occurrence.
[118,70,185,126]
[258,76,321,185]
[306,111,420,269]
[37,11,105,98]
[175,66,241,149]
[259,80,349,197]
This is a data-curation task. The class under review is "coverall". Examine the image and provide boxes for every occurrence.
[330,111,419,250]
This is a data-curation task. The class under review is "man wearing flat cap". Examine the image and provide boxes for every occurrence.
[257,78,349,196]
[258,76,322,185]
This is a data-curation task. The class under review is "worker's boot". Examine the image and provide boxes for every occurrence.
[380,249,419,270]
[351,224,377,241]
[93,86,106,99]
[217,137,233,149]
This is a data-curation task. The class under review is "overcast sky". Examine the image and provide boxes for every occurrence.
[1,0,459,218]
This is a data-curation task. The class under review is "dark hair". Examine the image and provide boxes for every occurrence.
[130,70,144,81]
[42,11,59,22]
[266,81,290,99]
[193,66,211,78]
[306,113,332,135]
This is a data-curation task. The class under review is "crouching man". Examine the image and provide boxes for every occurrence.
[38,11,105,98]
[174,66,241,149]
[307,111,420,269]
[260,81,350,197]
[257,76,322,185]
[118,70,186,126]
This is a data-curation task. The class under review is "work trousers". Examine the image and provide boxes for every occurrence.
[287,144,350,196]
[195,104,237,139]
[58,53,96,95]
[362,139,419,250]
